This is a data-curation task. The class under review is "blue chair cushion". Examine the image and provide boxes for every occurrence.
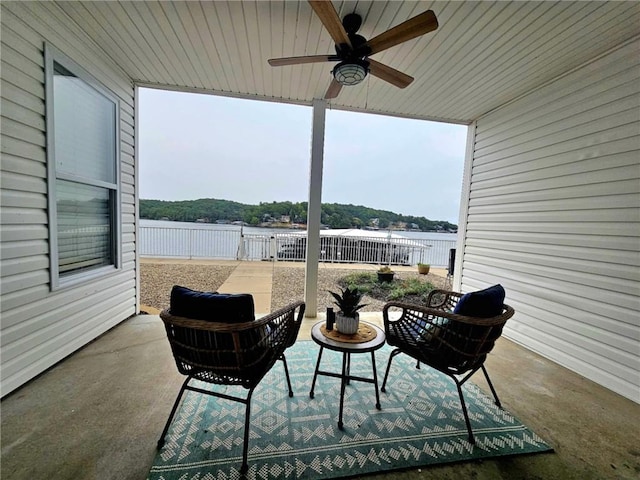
[169,286,266,363]
[170,285,255,323]
[453,284,505,318]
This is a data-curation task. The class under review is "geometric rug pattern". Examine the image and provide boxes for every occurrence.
[148,341,552,479]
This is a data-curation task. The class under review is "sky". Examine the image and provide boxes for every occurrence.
[139,88,467,224]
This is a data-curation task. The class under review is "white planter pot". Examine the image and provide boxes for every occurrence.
[336,313,359,335]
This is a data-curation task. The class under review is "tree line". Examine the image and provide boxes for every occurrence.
[140,198,457,231]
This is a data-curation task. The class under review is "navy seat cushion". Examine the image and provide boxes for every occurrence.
[170,285,255,322]
[169,286,267,367]
[453,284,505,318]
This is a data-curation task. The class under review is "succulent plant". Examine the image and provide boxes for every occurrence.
[328,287,367,317]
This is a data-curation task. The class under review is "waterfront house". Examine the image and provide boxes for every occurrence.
[1,0,638,463]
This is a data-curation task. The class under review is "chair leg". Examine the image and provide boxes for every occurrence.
[381,349,402,393]
[159,377,258,473]
[453,379,475,444]
[481,365,502,407]
[280,354,294,397]
[157,377,191,449]
[240,388,255,475]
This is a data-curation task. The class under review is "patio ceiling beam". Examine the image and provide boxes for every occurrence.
[304,99,327,317]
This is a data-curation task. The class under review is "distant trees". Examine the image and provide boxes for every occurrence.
[140,198,246,223]
[139,198,457,231]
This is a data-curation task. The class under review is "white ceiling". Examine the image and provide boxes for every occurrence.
[56,0,640,124]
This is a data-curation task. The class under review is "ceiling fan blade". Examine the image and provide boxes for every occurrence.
[308,0,352,48]
[365,10,438,55]
[368,59,414,88]
[325,79,342,99]
[268,55,338,67]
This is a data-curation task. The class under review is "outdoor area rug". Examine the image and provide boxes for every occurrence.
[148,342,552,480]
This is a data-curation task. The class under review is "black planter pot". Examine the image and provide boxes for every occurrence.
[377,272,394,283]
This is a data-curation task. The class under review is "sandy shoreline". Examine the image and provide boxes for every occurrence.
[140,261,448,313]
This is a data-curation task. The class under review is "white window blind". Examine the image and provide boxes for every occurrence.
[46,47,120,287]
[56,180,113,274]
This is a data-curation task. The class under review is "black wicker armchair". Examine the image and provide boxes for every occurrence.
[157,288,305,474]
[382,286,515,444]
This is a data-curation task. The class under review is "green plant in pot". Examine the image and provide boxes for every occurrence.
[328,287,367,335]
[377,265,395,283]
[417,262,430,275]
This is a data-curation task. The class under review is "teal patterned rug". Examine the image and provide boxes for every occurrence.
[149,342,551,479]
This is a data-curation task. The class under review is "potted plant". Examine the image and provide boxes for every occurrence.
[377,266,395,283]
[328,287,367,334]
[417,262,430,275]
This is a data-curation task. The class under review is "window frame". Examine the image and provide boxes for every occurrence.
[45,44,122,290]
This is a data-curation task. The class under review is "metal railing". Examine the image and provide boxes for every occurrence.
[140,225,456,267]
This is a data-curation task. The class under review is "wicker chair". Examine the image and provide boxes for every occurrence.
[158,299,305,474]
[381,288,515,444]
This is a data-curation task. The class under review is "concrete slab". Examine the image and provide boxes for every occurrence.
[217,261,274,313]
[228,264,274,275]
[219,276,272,290]
[2,313,638,480]
[247,293,271,314]
[6,259,636,479]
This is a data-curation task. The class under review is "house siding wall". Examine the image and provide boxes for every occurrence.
[1,2,137,395]
[459,39,640,402]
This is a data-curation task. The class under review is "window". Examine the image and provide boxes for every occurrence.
[45,46,120,289]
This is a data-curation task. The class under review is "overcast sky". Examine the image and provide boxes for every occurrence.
[139,88,467,223]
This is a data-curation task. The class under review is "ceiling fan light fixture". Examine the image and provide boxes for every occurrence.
[332,60,369,86]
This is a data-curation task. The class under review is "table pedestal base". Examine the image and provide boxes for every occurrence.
[309,346,382,430]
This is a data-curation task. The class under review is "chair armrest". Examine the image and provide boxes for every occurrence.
[256,300,305,349]
[383,301,448,340]
[426,289,463,310]
[255,300,305,326]
[384,301,514,329]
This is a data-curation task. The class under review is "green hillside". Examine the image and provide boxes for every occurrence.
[139,198,457,232]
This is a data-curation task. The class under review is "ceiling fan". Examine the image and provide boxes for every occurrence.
[267,1,438,99]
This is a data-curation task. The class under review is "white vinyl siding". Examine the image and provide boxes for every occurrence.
[0,2,137,396]
[459,39,640,402]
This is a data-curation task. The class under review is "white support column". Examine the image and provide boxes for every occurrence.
[453,121,476,291]
[304,99,327,317]
[133,86,140,313]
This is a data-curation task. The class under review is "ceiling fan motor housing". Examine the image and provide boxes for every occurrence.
[335,34,370,58]
[342,13,362,33]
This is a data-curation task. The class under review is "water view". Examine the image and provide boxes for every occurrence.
[140,219,457,267]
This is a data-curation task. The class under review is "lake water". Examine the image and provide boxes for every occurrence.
[140,219,457,266]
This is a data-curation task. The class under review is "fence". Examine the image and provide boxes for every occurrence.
[139,225,456,267]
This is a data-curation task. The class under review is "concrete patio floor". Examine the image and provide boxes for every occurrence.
[1,308,638,480]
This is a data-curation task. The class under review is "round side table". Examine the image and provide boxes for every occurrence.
[309,320,386,429]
